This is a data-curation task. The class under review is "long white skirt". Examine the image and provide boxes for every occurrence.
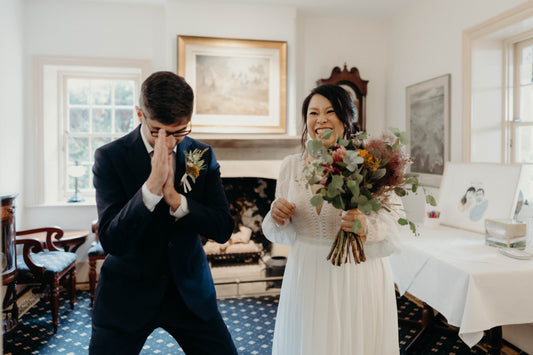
[272,237,399,355]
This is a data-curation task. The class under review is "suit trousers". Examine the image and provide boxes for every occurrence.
[89,279,238,355]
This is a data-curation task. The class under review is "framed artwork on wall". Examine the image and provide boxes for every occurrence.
[406,74,451,187]
[438,162,522,234]
[177,35,287,134]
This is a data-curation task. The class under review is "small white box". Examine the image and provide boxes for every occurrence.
[485,218,527,249]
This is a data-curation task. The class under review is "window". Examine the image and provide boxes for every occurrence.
[64,76,137,195]
[463,4,533,205]
[511,38,533,164]
[35,57,151,204]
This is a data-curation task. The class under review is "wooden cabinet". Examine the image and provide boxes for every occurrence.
[2,193,18,333]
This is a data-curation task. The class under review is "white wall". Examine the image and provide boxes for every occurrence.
[387,0,527,154]
[22,0,164,230]
[0,0,25,227]
[298,13,389,135]
[164,0,299,135]
[387,0,532,351]
[18,0,391,231]
[471,38,505,163]
[386,0,528,220]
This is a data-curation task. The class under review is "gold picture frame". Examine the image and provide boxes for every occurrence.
[178,35,287,134]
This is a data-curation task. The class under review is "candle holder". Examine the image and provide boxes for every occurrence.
[67,162,86,203]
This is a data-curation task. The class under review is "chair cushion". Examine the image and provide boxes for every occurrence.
[88,242,106,257]
[17,251,77,282]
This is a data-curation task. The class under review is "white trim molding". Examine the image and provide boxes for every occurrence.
[462,2,533,163]
[31,56,152,205]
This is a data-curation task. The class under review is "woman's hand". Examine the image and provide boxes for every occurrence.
[271,198,296,226]
[341,208,367,241]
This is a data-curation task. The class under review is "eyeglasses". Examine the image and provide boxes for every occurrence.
[143,115,192,138]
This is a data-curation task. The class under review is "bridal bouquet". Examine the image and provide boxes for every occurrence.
[303,129,435,266]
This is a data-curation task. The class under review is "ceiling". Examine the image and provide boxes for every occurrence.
[86,0,419,18]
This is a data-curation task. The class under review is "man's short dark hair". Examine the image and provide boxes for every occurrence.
[139,71,194,125]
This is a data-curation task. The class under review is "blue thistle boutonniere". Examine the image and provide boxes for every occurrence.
[180,148,208,193]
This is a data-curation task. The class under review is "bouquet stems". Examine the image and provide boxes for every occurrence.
[327,229,366,266]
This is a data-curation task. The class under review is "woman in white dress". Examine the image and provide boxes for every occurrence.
[263,85,403,355]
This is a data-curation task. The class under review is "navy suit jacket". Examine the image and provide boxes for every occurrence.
[91,125,233,332]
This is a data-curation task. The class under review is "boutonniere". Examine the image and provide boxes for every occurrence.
[180,148,208,193]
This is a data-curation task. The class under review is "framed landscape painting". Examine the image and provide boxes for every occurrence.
[438,162,522,233]
[178,35,287,134]
[406,74,451,187]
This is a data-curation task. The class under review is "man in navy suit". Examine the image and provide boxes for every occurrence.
[89,71,237,354]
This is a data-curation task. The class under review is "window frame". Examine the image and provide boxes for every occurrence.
[60,72,140,197]
[511,36,533,163]
[33,56,151,205]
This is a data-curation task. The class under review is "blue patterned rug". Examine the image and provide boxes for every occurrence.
[3,290,523,354]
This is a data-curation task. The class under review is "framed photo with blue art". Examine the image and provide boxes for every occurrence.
[177,35,287,134]
[438,162,523,234]
[406,74,451,187]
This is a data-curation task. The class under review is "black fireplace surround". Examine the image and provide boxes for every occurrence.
[203,177,276,265]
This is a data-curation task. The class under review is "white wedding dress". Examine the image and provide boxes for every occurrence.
[263,154,403,355]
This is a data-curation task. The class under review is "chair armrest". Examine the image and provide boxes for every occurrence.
[15,238,45,276]
[16,226,64,252]
[92,220,99,242]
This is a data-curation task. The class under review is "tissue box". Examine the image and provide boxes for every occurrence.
[485,218,527,249]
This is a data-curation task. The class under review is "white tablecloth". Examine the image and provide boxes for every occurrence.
[390,224,533,348]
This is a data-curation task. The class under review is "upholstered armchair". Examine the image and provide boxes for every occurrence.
[88,220,106,306]
[15,226,77,333]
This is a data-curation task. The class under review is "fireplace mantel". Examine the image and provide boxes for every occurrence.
[191,134,301,149]
[191,134,301,161]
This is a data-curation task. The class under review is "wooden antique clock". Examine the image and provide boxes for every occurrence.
[316,64,369,131]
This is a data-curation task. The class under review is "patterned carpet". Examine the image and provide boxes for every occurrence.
[2,290,524,354]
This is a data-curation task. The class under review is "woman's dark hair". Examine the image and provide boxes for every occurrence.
[460,186,476,205]
[139,71,194,125]
[300,84,359,149]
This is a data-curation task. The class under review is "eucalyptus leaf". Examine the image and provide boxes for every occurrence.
[426,194,437,206]
[327,187,339,198]
[390,128,401,136]
[357,195,369,209]
[332,195,345,210]
[322,129,334,140]
[358,202,372,214]
[398,132,409,145]
[329,175,344,191]
[338,138,350,147]
[310,194,324,207]
[356,132,367,140]
[307,139,325,158]
[351,219,362,234]
[308,176,321,185]
[372,168,386,180]
[344,150,363,171]
[409,221,417,235]
[370,198,381,212]
[394,187,407,197]
[346,180,360,197]
[398,218,408,225]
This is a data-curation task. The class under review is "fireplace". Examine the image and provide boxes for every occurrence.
[203,177,277,266]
